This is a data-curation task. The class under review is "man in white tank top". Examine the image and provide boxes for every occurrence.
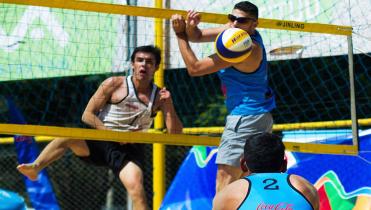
[17,45,183,210]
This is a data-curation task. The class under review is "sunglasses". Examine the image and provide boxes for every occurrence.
[228,14,256,23]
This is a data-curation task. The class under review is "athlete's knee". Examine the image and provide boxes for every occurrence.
[64,139,89,156]
[217,165,240,179]
[216,165,241,192]
[51,137,70,145]
[119,164,145,195]
[119,163,148,210]
[123,180,145,202]
[217,166,231,177]
[122,175,144,193]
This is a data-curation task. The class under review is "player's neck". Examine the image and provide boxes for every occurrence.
[132,77,152,94]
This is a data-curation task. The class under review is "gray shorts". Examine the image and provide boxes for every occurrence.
[216,113,273,167]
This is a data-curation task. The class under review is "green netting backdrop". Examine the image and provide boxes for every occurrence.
[0,0,370,209]
[0,53,370,209]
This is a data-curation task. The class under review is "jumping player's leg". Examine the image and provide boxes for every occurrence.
[216,164,242,192]
[215,113,273,192]
[17,138,89,180]
[119,161,148,210]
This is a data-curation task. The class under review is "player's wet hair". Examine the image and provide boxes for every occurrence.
[244,132,285,173]
[131,45,161,66]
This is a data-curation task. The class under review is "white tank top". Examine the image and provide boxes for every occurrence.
[98,76,158,131]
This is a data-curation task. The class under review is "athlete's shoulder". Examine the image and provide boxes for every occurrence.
[213,179,250,210]
[250,30,264,52]
[289,174,315,191]
[289,174,320,210]
[101,76,126,87]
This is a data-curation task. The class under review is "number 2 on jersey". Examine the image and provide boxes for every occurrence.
[263,178,279,190]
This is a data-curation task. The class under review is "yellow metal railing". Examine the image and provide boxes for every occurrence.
[1,118,370,155]
[1,118,370,144]
[153,0,165,209]
[1,0,352,35]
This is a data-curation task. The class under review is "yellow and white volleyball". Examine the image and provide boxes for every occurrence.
[215,28,253,63]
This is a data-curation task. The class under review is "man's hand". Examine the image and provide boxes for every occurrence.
[171,14,186,36]
[186,10,201,28]
[159,87,172,104]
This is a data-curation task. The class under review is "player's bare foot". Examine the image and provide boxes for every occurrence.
[17,163,39,181]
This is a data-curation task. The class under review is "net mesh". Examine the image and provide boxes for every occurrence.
[0,0,370,209]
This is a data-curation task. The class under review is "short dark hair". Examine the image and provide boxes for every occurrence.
[244,132,285,173]
[234,1,259,19]
[131,45,161,66]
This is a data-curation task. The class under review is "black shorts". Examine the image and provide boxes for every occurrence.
[78,140,145,175]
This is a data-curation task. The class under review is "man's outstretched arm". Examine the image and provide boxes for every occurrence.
[82,76,122,130]
[159,87,183,134]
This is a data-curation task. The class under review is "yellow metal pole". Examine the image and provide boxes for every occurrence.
[153,0,165,209]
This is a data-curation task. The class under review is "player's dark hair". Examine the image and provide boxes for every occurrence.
[244,132,285,173]
[234,1,258,19]
[131,45,161,66]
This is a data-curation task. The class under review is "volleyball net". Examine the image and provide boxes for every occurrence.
[0,0,369,152]
[0,0,370,208]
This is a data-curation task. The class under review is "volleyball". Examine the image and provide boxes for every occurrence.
[215,28,253,63]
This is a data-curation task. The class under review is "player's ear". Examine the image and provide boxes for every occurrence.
[240,158,249,172]
[254,19,258,28]
[280,155,288,172]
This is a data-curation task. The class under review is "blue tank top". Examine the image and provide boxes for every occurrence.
[217,30,275,115]
[238,173,314,210]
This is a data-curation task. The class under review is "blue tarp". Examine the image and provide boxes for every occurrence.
[161,146,217,210]
[7,98,60,210]
[0,189,26,210]
[161,130,371,209]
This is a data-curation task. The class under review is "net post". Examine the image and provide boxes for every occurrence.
[153,0,165,209]
[347,34,359,151]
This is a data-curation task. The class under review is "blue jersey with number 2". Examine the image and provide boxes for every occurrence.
[238,173,313,210]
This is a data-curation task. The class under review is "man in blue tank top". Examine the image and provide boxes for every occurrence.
[213,133,319,210]
[172,1,275,192]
